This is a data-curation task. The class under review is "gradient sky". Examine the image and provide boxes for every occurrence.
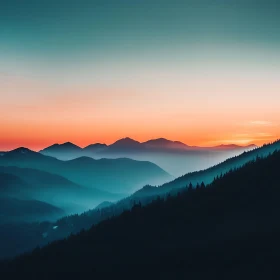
[1,0,280,150]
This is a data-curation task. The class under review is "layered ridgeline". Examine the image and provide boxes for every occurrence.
[2,148,280,278]
[0,196,64,225]
[0,167,122,215]
[0,172,65,224]
[27,141,280,237]
[0,147,172,195]
[40,138,256,176]
[134,139,280,197]
[0,140,278,261]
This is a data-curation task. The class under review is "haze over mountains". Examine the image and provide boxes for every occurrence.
[0,196,64,225]
[40,137,256,176]
[0,147,172,217]
[0,138,257,223]
[0,166,123,215]
[0,172,65,224]
[0,147,171,192]
[0,140,277,260]
[3,147,280,279]
[132,140,280,198]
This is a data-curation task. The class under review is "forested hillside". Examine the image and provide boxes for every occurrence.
[2,149,280,279]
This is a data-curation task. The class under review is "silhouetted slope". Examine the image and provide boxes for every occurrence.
[104,137,142,152]
[0,148,172,193]
[39,139,256,176]
[0,141,273,259]
[134,140,280,197]
[39,139,256,177]
[212,143,257,150]
[143,138,190,149]
[0,166,122,214]
[95,201,114,210]
[0,166,81,188]
[83,143,107,153]
[41,138,256,157]
[3,150,280,279]
[0,197,64,224]
[0,172,28,191]
[40,142,83,160]
[0,172,31,200]
[0,141,271,258]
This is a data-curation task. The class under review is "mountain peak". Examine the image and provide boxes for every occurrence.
[11,147,34,154]
[112,137,141,146]
[3,147,42,159]
[145,138,171,144]
[41,142,82,153]
[84,143,107,149]
[61,142,81,148]
[143,138,189,149]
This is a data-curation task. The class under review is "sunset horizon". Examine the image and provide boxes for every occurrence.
[1,133,272,152]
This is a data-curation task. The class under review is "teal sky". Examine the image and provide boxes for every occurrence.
[1,1,279,58]
[1,0,280,77]
[1,0,280,149]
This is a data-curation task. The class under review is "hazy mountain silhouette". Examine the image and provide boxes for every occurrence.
[0,148,172,194]
[0,140,276,261]
[0,166,122,214]
[109,137,142,149]
[0,172,29,194]
[83,143,108,153]
[40,138,256,176]
[3,149,280,279]
[133,140,280,198]
[207,143,257,150]
[41,138,255,156]
[95,201,114,210]
[143,138,190,149]
[30,140,280,241]
[0,197,64,224]
[40,142,83,160]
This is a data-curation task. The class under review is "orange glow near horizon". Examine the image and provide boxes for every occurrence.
[1,115,278,151]
[0,133,278,152]
[1,67,279,151]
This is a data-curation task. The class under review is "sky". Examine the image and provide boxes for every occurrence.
[0,0,280,151]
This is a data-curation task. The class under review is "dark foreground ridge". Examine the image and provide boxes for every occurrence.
[2,149,280,279]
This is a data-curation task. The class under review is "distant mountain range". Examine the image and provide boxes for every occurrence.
[0,166,123,215]
[39,138,257,176]
[40,137,256,159]
[133,140,280,198]
[0,196,64,225]
[0,172,65,224]
[0,147,172,195]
